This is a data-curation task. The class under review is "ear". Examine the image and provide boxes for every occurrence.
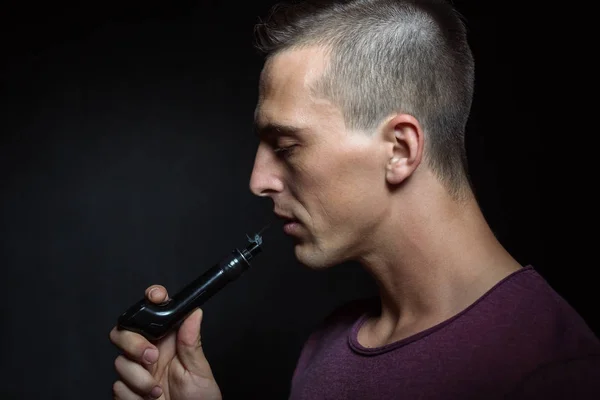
[382,114,424,185]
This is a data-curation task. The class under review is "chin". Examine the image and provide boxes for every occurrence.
[293,241,345,270]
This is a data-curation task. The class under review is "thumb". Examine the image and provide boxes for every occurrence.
[176,308,214,377]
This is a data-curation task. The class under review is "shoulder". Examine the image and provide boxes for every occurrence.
[460,266,600,395]
[504,354,600,399]
[469,266,600,357]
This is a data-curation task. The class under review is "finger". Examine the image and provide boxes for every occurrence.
[144,285,170,304]
[109,327,160,366]
[113,380,162,400]
[175,308,215,378]
[112,380,144,400]
[114,355,164,399]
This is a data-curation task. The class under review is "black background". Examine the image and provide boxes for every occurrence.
[0,1,589,399]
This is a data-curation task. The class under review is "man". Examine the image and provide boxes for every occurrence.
[109,0,600,399]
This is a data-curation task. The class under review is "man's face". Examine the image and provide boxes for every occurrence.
[250,47,391,268]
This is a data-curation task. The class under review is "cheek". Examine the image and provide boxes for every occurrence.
[284,157,342,220]
[284,135,386,218]
[299,154,385,221]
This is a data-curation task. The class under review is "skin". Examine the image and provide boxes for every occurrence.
[109,45,522,399]
[109,288,222,400]
[250,46,522,345]
[252,48,394,269]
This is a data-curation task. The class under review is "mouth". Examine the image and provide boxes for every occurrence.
[274,212,301,236]
[282,220,301,236]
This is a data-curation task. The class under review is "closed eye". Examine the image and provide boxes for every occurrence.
[273,144,298,158]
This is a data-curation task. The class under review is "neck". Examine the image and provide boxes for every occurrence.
[357,171,522,346]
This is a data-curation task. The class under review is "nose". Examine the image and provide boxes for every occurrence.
[249,143,284,197]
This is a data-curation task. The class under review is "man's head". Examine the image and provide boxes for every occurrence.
[249,0,476,267]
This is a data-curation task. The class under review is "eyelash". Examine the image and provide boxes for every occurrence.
[273,145,297,157]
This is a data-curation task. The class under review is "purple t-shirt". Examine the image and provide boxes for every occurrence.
[289,266,600,399]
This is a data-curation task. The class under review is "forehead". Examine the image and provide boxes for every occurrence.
[255,46,333,128]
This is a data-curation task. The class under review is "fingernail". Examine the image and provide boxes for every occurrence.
[150,386,163,398]
[148,288,159,301]
[143,348,159,364]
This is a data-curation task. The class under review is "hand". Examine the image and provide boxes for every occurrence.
[109,285,222,400]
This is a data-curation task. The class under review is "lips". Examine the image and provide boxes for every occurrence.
[279,216,300,226]
[274,210,296,222]
[282,220,301,236]
[274,211,301,235]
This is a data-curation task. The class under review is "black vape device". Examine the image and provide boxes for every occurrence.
[117,233,265,341]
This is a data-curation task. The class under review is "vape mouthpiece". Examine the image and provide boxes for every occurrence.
[243,234,263,261]
[243,221,270,261]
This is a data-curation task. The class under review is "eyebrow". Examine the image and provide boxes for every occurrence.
[254,122,303,139]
